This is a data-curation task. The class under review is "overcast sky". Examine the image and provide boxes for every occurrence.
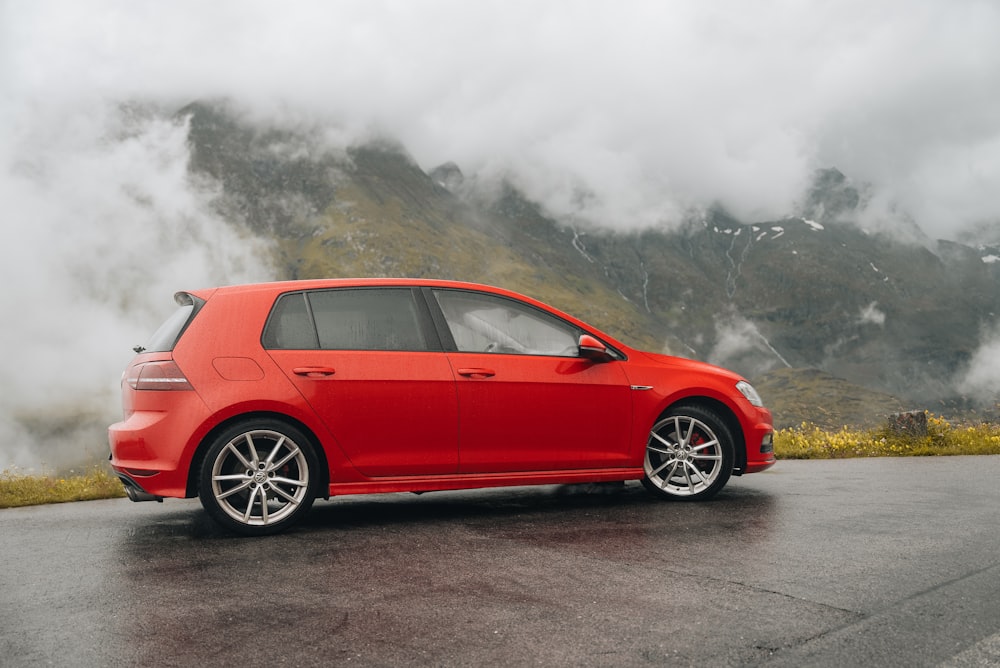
[4,0,1000,235]
[2,0,1000,468]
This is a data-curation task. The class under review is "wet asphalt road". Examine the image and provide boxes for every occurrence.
[2,457,1000,667]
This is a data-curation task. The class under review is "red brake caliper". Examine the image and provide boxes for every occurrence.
[690,431,707,473]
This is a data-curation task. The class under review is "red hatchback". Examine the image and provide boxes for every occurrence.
[109,279,774,535]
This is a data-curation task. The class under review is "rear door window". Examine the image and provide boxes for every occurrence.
[263,288,430,351]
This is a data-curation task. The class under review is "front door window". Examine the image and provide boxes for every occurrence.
[432,289,632,472]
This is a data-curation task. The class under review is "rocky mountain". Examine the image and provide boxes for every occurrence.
[181,102,1000,428]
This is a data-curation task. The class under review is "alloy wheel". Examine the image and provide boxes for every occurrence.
[644,413,728,498]
[208,428,311,528]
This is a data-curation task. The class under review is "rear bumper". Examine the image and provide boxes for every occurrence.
[115,471,164,502]
[108,412,192,498]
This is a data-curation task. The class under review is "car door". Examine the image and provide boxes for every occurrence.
[430,288,633,473]
[264,288,459,477]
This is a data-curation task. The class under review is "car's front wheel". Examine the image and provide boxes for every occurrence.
[641,405,734,501]
[199,420,319,535]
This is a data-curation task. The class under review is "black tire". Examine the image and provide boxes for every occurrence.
[641,405,734,501]
[198,419,319,536]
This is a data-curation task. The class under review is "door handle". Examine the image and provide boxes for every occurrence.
[293,366,336,378]
[457,368,496,379]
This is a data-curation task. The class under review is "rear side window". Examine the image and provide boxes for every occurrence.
[142,294,202,353]
[262,292,318,349]
[263,288,429,351]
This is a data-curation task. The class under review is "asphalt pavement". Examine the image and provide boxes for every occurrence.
[2,456,1000,667]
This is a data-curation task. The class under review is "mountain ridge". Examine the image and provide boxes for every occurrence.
[180,102,1000,427]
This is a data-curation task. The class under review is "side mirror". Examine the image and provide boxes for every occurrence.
[578,334,614,363]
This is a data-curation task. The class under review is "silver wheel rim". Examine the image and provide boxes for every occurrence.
[644,415,724,496]
[210,429,309,526]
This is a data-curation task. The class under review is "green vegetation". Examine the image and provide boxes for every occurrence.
[0,465,125,509]
[775,413,1000,459]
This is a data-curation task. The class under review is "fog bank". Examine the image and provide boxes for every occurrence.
[6,1,1000,237]
[0,102,272,471]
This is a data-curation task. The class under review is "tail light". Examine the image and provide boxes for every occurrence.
[126,360,194,391]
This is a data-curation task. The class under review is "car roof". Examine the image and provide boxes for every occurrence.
[181,278,632,353]
[185,278,526,303]
[211,277,497,293]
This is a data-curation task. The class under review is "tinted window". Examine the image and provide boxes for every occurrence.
[433,290,580,356]
[143,295,202,352]
[262,292,318,349]
[264,288,428,351]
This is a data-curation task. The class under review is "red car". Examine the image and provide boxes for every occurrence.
[109,279,774,535]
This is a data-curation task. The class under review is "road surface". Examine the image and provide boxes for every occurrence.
[2,457,1000,666]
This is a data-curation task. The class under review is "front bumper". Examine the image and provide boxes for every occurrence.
[739,410,776,474]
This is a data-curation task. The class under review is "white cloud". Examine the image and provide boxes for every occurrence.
[708,310,790,377]
[858,302,886,326]
[0,101,272,470]
[957,324,1000,400]
[4,0,999,235]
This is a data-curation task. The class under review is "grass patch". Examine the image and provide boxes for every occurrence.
[0,465,126,509]
[775,413,1000,459]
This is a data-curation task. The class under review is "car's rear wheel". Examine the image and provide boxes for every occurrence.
[641,405,734,501]
[199,420,318,535]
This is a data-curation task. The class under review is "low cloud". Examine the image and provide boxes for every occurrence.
[858,302,887,327]
[957,324,1000,402]
[0,102,272,471]
[5,1,1000,238]
[708,310,791,379]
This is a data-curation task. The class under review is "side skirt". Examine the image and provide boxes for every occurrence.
[329,468,645,497]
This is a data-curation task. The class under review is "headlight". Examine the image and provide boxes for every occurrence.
[736,380,764,407]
